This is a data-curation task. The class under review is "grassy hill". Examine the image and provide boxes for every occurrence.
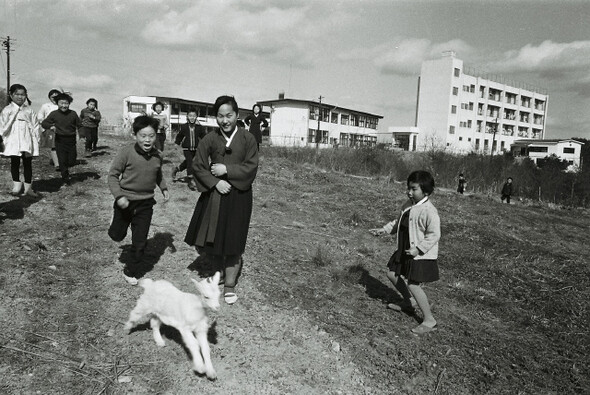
[0,133,588,394]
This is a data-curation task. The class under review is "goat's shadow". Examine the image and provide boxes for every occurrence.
[355,265,420,320]
[118,232,176,277]
[128,320,218,376]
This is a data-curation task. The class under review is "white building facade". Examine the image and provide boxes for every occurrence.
[257,97,382,148]
[394,53,549,154]
[510,139,583,169]
[122,95,269,136]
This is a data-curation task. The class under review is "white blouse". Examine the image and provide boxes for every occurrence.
[1,102,40,157]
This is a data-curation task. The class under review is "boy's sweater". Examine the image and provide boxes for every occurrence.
[108,143,168,201]
[80,108,102,128]
[41,109,81,136]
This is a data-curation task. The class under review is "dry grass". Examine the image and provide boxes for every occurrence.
[0,136,588,394]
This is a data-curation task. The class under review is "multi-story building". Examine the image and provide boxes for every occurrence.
[122,95,269,137]
[257,95,382,148]
[392,52,548,154]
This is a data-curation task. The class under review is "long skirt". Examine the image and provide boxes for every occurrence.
[185,188,252,256]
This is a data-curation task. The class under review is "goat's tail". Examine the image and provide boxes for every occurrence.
[137,278,153,289]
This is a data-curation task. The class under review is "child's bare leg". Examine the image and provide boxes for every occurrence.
[408,282,436,327]
[386,271,413,307]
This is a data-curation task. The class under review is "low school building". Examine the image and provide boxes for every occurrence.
[510,138,583,169]
[257,95,382,148]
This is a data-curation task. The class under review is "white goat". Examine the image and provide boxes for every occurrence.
[124,272,221,379]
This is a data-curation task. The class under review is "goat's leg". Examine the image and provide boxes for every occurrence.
[195,329,216,380]
[179,329,206,375]
[150,317,166,347]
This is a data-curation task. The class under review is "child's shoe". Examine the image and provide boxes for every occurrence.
[23,183,39,198]
[10,181,23,196]
[123,269,138,285]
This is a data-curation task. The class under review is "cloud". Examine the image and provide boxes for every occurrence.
[34,69,115,93]
[491,40,590,76]
[139,0,315,65]
[339,38,474,76]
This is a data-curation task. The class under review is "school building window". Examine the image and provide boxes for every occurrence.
[350,114,358,126]
[454,68,460,77]
[459,137,463,141]
[451,105,457,114]
[501,141,505,150]
[475,138,480,150]
[309,105,318,120]
[340,114,349,125]
[452,87,459,96]
[528,146,548,153]
[563,147,575,154]
[331,112,339,124]
[129,103,146,113]
[308,129,328,144]
[449,126,455,134]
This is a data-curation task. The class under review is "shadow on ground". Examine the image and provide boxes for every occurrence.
[0,194,42,223]
[118,232,176,277]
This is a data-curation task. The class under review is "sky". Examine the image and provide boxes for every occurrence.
[1,0,589,139]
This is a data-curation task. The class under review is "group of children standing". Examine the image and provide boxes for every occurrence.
[0,83,102,193]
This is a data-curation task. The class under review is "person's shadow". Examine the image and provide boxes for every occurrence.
[0,194,42,223]
[187,253,219,279]
[118,232,176,278]
[355,265,420,319]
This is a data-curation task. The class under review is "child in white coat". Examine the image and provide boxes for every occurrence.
[0,84,40,197]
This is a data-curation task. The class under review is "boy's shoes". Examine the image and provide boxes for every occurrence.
[123,271,139,285]
[171,166,179,180]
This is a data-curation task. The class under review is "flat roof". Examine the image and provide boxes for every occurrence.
[512,138,584,146]
[257,98,383,119]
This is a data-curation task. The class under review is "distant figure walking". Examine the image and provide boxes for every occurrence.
[457,173,467,194]
[501,177,513,204]
[80,98,101,157]
[171,109,206,191]
[151,102,169,152]
[244,103,268,151]
[0,84,40,197]
[37,89,61,171]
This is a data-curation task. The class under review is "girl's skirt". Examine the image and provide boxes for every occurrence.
[185,187,253,256]
[388,254,439,283]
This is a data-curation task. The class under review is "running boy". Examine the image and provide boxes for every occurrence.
[41,92,81,185]
[107,115,169,285]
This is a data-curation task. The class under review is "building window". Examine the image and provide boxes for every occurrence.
[475,138,480,150]
[501,141,505,151]
[341,114,349,125]
[454,68,460,77]
[564,147,575,154]
[470,85,475,93]
[359,116,366,127]
[129,103,146,113]
[452,87,459,96]
[467,120,472,128]
[449,126,455,134]
[451,105,457,114]
[309,105,318,120]
[468,138,472,142]
[331,112,338,124]
[459,137,463,141]
[469,102,474,111]
[350,114,358,126]
[528,146,548,153]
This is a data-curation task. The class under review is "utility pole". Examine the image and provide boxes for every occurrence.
[316,95,322,150]
[1,36,13,106]
[491,117,498,157]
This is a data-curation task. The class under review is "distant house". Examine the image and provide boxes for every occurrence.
[256,95,382,148]
[510,139,583,168]
[122,95,269,137]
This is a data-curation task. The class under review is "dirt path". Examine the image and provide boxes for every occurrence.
[1,134,368,394]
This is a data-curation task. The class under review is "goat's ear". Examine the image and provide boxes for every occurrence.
[191,278,201,288]
[212,271,221,283]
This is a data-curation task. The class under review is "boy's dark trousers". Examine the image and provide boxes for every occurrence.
[108,198,155,277]
[501,194,511,204]
[83,127,98,151]
[178,150,197,176]
[55,134,77,180]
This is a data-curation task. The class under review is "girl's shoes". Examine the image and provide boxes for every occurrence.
[23,183,38,198]
[224,292,237,305]
[10,181,23,196]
